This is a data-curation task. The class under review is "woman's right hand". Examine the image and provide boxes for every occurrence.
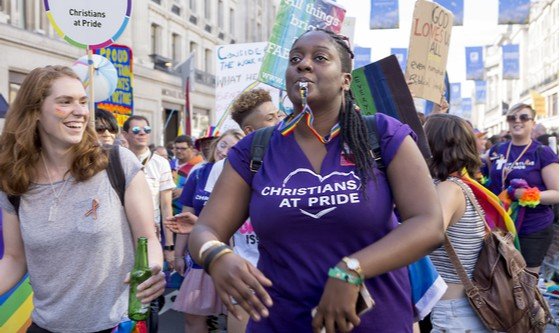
[209,252,273,322]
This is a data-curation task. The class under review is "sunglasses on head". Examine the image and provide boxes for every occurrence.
[95,125,118,134]
[131,126,152,134]
[506,114,533,123]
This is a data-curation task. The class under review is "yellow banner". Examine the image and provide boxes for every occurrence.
[531,91,546,116]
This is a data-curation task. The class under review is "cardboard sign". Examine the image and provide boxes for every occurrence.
[405,0,453,104]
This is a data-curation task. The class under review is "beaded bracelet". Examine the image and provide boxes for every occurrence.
[328,266,363,286]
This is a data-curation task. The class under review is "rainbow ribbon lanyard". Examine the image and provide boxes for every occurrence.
[279,82,341,144]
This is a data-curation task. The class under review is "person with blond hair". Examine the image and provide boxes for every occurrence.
[0,65,165,332]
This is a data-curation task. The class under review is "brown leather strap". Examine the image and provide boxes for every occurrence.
[442,177,489,294]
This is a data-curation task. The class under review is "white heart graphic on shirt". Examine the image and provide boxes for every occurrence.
[280,168,361,219]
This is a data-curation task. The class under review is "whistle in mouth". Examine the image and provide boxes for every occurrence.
[299,82,308,106]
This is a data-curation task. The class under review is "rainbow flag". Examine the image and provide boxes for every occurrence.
[460,172,520,249]
[350,55,431,159]
[0,274,33,333]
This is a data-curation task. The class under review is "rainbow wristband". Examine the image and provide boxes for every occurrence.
[328,266,363,286]
[519,187,541,208]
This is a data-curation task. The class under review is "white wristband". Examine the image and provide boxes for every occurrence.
[199,240,225,260]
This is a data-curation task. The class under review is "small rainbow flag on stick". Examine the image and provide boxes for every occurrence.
[0,274,33,333]
[350,55,431,159]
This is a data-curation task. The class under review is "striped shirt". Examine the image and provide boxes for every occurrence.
[430,177,486,284]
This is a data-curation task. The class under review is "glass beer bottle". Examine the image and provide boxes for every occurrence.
[128,237,151,321]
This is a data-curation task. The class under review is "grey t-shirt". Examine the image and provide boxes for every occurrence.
[0,147,142,332]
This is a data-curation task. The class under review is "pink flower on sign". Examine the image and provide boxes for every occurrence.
[239,221,254,235]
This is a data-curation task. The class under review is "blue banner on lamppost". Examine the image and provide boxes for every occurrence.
[390,48,407,73]
[466,46,484,80]
[370,0,399,29]
[498,0,530,24]
[434,0,463,26]
[354,47,372,69]
[475,81,486,104]
[450,82,462,114]
[502,44,520,79]
[461,97,472,120]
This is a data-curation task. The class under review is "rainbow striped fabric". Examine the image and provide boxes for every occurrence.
[0,274,33,333]
[460,172,520,249]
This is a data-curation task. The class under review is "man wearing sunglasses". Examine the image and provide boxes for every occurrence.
[123,116,176,268]
[172,135,203,215]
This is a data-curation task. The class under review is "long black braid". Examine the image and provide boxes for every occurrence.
[295,28,377,189]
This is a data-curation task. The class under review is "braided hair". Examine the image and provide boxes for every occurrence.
[294,28,377,189]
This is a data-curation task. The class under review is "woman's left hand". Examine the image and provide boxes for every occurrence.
[312,277,361,333]
[129,265,166,304]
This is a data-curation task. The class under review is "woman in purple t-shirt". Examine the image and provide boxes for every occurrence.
[487,103,559,273]
[187,29,443,333]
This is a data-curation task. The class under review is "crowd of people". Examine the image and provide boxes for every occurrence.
[0,28,557,333]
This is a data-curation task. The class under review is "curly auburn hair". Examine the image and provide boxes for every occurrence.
[230,89,272,127]
[0,65,108,196]
[424,114,481,181]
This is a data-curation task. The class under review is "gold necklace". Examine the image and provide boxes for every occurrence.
[501,141,532,191]
[41,153,71,222]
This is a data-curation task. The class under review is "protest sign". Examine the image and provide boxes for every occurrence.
[95,45,134,127]
[405,0,453,104]
[351,55,431,159]
[44,0,131,50]
[216,42,280,132]
[258,0,346,90]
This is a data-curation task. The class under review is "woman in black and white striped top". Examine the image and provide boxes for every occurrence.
[424,114,490,332]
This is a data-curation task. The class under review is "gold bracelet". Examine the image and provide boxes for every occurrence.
[199,240,226,260]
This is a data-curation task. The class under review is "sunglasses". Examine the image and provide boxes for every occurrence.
[506,114,533,123]
[131,126,152,134]
[95,125,118,134]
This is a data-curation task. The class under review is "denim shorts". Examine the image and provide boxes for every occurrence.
[430,298,491,332]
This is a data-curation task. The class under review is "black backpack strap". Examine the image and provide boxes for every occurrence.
[107,145,126,206]
[363,115,385,171]
[7,195,20,215]
[250,126,275,173]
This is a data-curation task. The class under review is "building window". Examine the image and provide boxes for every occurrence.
[172,33,181,63]
[15,0,27,29]
[218,0,224,29]
[190,42,198,67]
[205,48,212,73]
[171,4,181,16]
[189,0,196,12]
[0,0,4,11]
[151,0,161,4]
[229,8,234,35]
[551,93,558,116]
[150,24,160,55]
[9,71,26,104]
[256,22,262,41]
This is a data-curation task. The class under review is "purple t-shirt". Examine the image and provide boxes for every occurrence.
[228,113,415,333]
[488,141,558,234]
[178,162,213,216]
[178,162,214,269]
